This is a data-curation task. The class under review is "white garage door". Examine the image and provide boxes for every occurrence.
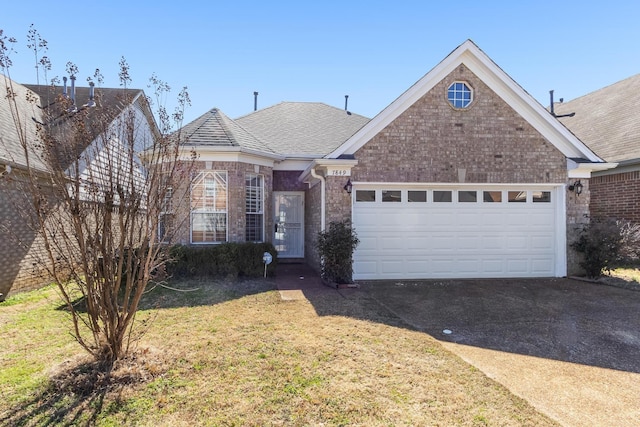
[352,185,564,280]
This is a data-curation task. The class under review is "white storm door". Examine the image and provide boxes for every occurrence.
[274,191,304,258]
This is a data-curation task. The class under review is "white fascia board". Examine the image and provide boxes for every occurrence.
[328,40,603,163]
[179,147,280,167]
[195,145,284,161]
[593,158,640,177]
[567,159,618,178]
[273,158,315,171]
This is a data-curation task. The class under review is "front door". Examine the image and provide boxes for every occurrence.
[274,191,304,258]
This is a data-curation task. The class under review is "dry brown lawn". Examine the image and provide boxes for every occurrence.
[0,278,558,426]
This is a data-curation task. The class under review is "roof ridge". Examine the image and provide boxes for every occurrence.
[212,109,239,146]
[561,73,640,105]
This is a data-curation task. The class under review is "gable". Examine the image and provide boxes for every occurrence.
[352,64,568,183]
[329,40,603,164]
[0,78,48,172]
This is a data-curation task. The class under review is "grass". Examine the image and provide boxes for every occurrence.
[599,266,640,291]
[0,278,559,426]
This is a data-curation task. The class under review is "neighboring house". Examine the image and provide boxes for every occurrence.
[0,77,48,300]
[553,74,639,223]
[174,39,615,280]
[0,77,157,299]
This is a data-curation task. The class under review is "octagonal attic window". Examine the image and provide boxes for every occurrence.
[447,82,473,108]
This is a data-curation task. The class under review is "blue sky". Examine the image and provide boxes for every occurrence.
[2,1,639,126]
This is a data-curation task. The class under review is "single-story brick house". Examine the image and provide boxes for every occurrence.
[173,39,616,279]
[553,74,640,223]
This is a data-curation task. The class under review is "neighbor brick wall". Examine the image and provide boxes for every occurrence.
[590,171,640,223]
[0,173,56,298]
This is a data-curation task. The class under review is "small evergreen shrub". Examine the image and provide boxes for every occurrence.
[572,218,623,278]
[167,242,277,279]
[316,220,360,284]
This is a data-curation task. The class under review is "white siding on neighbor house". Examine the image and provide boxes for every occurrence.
[352,184,566,280]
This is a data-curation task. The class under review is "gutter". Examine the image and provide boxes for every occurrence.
[309,167,326,231]
[567,160,618,179]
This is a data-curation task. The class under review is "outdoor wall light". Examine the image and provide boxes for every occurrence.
[568,180,583,195]
[343,179,353,194]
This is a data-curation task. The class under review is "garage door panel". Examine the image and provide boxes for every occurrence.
[506,212,530,226]
[506,235,528,250]
[429,213,456,227]
[531,258,554,274]
[482,259,504,274]
[531,234,554,250]
[479,212,506,227]
[457,235,481,250]
[506,258,530,274]
[457,259,481,273]
[380,237,405,251]
[354,260,378,276]
[356,236,380,255]
[482,235,504,250]
[430,234,457,251]
[353,186,560,279]
[431,259,455,274]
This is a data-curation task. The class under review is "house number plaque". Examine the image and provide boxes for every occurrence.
[327,167,351,177]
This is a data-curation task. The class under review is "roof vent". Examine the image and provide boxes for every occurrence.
[69,75,78,113]
[254,91,258,111]
[549,90,574,118]
[86,82,96,108]
[62,76,68,98]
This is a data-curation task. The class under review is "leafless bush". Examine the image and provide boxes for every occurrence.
[1,28,195,364]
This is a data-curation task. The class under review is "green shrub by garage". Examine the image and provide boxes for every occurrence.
[167,243,278,279]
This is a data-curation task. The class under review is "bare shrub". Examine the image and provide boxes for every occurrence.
[1,28,194,364]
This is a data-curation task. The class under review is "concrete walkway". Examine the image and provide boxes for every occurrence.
[274,262,327,300]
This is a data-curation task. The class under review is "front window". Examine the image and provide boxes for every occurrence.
[191,171,227,243]
[245,173,264,242]
[158,186,173,242]
[447,82,473,108]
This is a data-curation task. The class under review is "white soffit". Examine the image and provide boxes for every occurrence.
[328,40,603,163]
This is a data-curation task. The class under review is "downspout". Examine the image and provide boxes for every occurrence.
[310,167,326,231]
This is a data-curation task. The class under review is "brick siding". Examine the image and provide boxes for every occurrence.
[0,174,56,298]
[590,171,640,223]
[273,170,307,192]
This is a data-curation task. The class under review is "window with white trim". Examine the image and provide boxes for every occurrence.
[158,186,173,242]
[191,171,227,243]
[447,82,473,108]
[245,173,264,242]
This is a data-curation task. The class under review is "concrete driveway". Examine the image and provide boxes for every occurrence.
[358,277,640,427]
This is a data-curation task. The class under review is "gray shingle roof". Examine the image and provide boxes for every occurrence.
[180,108,276,154]
[554,74,640,162]
[236,102,370,156]
[23,83,147,170]
[0,77,48,171]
